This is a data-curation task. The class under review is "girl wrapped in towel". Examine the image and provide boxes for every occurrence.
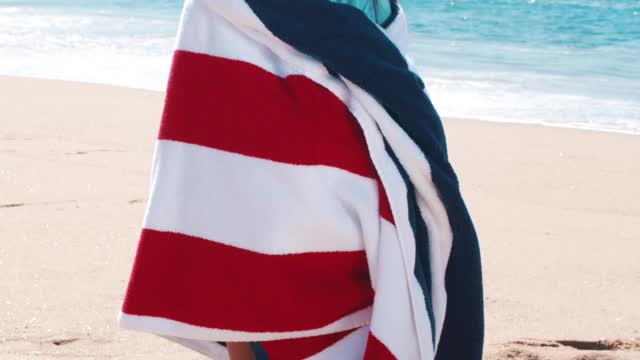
[119,0,484,359]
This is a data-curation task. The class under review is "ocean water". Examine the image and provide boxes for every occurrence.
[0,0,638,133]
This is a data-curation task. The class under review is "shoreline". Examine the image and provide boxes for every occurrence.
[2,74,638,137]
[1,76,639,360]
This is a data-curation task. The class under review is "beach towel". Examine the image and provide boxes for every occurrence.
[119,0,484,359]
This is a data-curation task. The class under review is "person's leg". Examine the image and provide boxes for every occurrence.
[227,342,256,360]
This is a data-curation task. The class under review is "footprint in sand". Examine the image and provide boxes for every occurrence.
[492,347,545,360]
[570,354,620,360]
[558,339,640,352]
[51,338,79,346]
[493,338,640,360]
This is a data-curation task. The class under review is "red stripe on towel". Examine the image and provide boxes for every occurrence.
[122,229,374,332]
[364,333,397,360]
[159,50,393,224]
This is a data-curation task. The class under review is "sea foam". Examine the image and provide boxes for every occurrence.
[1,0,638,134]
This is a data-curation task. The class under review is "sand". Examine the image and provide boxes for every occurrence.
[0,75,638,360]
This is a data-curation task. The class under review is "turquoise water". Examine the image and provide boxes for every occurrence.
[0,0,638,133]
[0,1,180,89]
[404,0,640,133]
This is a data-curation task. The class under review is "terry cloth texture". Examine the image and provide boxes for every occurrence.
[119,0,484,359]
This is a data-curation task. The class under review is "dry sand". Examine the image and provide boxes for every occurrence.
[1,76,638,359]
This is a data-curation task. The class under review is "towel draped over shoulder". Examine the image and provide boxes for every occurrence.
[119,1,484,359]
